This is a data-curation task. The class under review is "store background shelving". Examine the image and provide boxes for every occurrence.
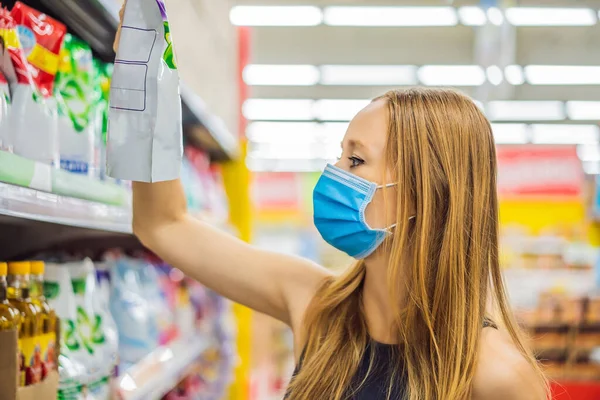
[117,334,215,400]
[1,0,239,162]
[0,0,241,398]
[0,0,239,254]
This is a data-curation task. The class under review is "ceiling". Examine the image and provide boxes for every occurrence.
[230,1,600,172]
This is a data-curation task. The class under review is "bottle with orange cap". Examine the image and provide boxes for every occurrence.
[0,262,20,331]
[29,261,57,378]
[7,261,42,386]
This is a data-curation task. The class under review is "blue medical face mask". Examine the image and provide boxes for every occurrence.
[313,164,414,259]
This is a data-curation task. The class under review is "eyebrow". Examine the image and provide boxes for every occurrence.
[346,139,366,150]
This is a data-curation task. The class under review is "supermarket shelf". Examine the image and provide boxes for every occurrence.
[0,181,137,259]
[0,182,131,233]
[0,151,233,257]
[21,0,239,161]
[117,335,213,400]
[0,151,137,258]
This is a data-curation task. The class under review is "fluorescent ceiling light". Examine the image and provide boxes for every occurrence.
[505,7,596,26]
[246,122,320,143]
[486,66,503,86]
[323,6,458,27]
[458,7,486,26]
[491,124,529,144]
[577,145,600,162]
[583,161,600,175]
[418,65,485,86]
[566,101,600,120]
[314,99,371,121]
[320,65,417,86]
[321,122,349,143]
[243,65,319,86]
[249,142,317,160]
[530,124,599,144]
[243,99,314,121]
[486,101,565,121]
[247,121,349,144]
[504,65,525,85]
[247,158,330,172]
[487,8,504,26]
[525,65,600,85]
[249,141,341,160]
[230,6,323,26]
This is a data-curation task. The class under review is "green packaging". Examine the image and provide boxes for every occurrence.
[92,59,112,180]
[54,34,97,176]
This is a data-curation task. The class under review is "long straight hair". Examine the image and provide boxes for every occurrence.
[286,88,547,400]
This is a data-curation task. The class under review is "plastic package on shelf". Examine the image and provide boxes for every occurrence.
[54,34,97,176]
[107,0,183,183]
[0,6,62,166]
[65,259,117,398]
[44,259,118,400]
[92,60,113,181]
[109,256,161,367]
[0,70,11,152]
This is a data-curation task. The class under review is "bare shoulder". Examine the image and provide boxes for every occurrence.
[472,327,547,400]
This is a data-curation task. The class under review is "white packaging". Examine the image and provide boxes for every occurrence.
[110,257,160,364]
[0,78,10,152]
[44,263,88,398]
[65,259,117,399]
[8,73,58,166]
[107,0,182,182]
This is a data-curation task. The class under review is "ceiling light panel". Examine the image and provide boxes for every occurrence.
[566,101,600,120]
[418,65,486,86]
[323,6,458,27]
[230,6,323,26]
[313,99,371,121]
[243,65,319,86]
[249,141,342,160]
[486,66,504,86]
[486,101,565,121]
[246,122,321,143]
[320,65,418,86]
[525,65,600,85]
[486,7,504,26]
[530,124,599,144]
[504,65,525,85]
[505,7,596,26]
[583,161,600,175]
[246,121,348,144]
[577,144,600,162]
[458,6,486,26]
[247,158,331,173]
[491,124,530,144]
[243,99,314,121]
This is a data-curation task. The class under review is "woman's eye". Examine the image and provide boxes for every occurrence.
[348,156,364,168]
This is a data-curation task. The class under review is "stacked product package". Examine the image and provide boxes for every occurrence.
[36,252,235,400]
[0,1,113,180]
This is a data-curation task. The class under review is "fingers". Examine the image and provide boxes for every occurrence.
[113,0,126,53]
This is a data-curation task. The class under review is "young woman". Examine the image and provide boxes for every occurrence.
[114,9,546,399]
[129,89,547,400]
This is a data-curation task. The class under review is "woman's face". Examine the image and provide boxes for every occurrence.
[335,99,397,230]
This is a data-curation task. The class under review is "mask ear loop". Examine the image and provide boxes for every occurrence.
[385,215,416,233]
[376,183,415,232]
[377,182,398,189]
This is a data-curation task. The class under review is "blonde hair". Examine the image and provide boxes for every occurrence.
[287,88,547,400]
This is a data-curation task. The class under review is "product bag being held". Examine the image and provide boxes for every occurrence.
[108,0,182,182]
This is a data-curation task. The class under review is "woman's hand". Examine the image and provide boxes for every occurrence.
[116,0,329,337]
[132,180,329,329]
